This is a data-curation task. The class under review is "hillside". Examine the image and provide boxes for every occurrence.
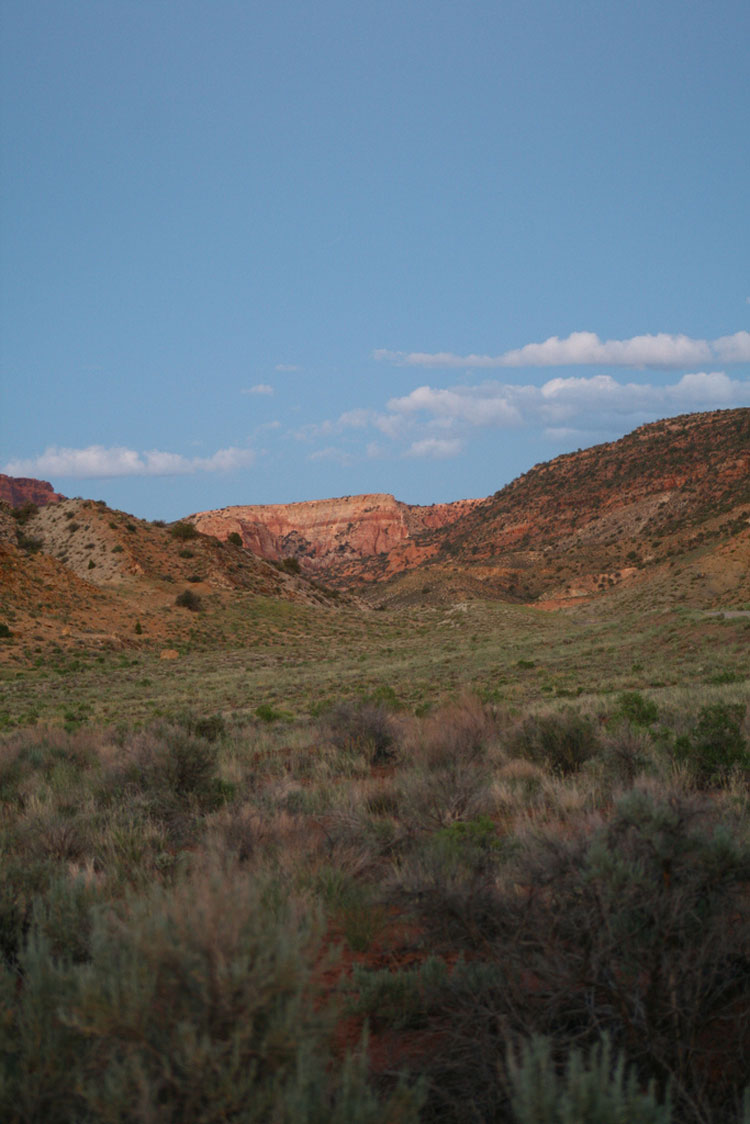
[0,497,344,664]
[1,408,748,663]
[349,409,750,607]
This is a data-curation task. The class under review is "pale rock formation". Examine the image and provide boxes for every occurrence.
[187,493,481,576]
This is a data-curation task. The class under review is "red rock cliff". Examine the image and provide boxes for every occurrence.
[0,475,65,508]
[187,493,480,574]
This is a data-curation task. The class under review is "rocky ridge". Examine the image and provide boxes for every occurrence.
[187,493,481,577]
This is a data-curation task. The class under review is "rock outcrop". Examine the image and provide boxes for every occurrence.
[0,474,65,508]
[188,493,481,577]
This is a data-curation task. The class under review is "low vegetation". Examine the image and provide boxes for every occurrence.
[1,690,748,1123]
[0,412,747,1120]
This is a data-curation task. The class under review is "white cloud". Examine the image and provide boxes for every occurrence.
[3,444,256,479]
[407,437,463,459]
[388,385,523,427]
[296,364,749,468]
[337,408,372,428]
[673,371,738,402]
[244,383,274,396]
[714,332,750,363]
[382,371,750,436]
[193,447,256,472]
[274,363,301,372]
[375,330,750,370]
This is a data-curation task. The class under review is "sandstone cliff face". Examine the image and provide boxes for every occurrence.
[0,474,65,508]
[188,493,480,576]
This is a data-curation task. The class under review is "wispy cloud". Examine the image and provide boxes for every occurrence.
[407,436,463,459]
[375,330,750,370]
[3,445,256,479]
[243,383,274,396]
[386,371,750,433]
[307,446,354,466]
[274,363,302,372]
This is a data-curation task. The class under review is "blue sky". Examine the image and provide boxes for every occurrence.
[1,0,748,520]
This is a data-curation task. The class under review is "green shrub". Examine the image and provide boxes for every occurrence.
[175,589,202,611]
[401,788,750,1123]
[17,533,43,553]
[175,711,227,743]
[170,521,198,540]
[613,691,658,727]
[282,556,301,574]
[511,708,600,775]
[366,683,402,710]
[324,700,395,765]
[0,623,12,639]
[0,870,423,1123]
[351,956,451,1029]
[227,531,242,547]
[313,867,385,952]
[507,1035,671,1123]
[435,815,502,860]
[137,724,222,804]
[11,502,38,524]
[255,703,288,724]
[674,702,749,785]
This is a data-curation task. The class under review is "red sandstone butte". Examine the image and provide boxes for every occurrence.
[187,493,481,574]
[0,474,65,508]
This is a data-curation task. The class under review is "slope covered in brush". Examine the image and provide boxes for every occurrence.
[359,408,750,606]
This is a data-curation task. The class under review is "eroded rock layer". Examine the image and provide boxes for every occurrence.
[188,493,481,576]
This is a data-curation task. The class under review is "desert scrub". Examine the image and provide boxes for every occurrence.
[0,865,422,1123]
[144,722,227,798]
[312,865,386,951]
[612,690,659,728]
[507,1035,671,1124]
[169,520,198,540]
[508,706,600,775]
[349,956,502,1033]
[175,588,202,611]
[322,699,396,765]
[395,695,501,830]
[401,785,750,1123]
[672,701,749,786]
